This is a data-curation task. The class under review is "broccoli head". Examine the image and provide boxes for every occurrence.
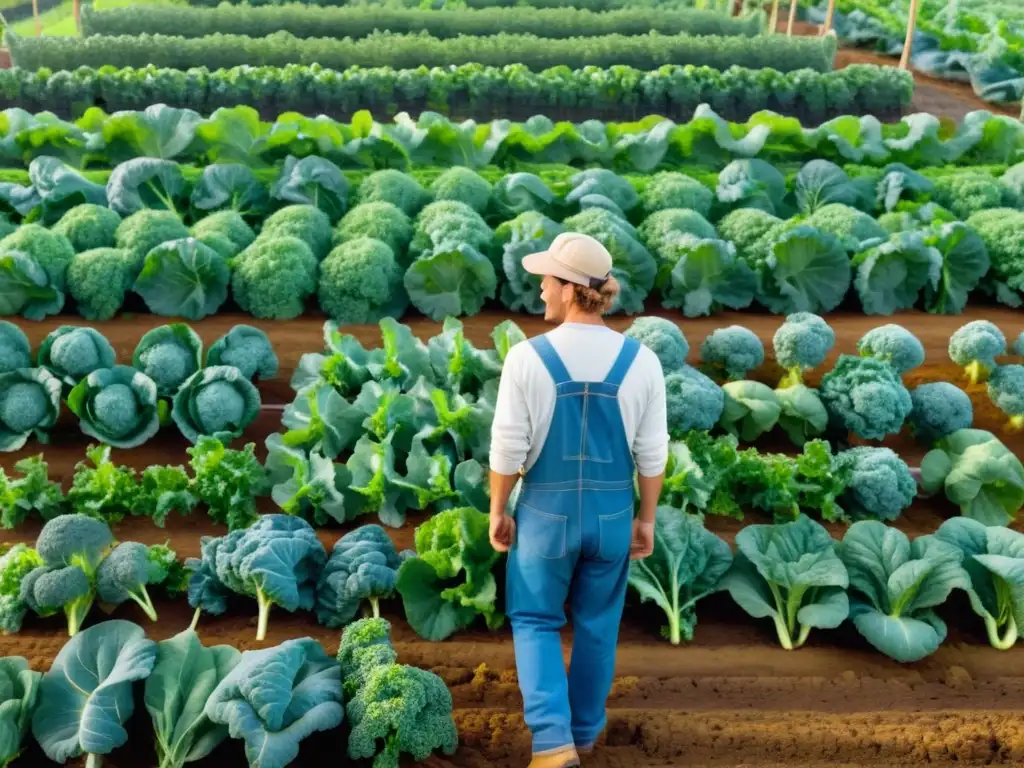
[987,364,1024,432]
[231,236,318,320]
[318,237,407,325]
[933,173,1004,220]
[192,211,256,255]
[665,365,724,437]
[715,209,783,259]
[0,224,75,290]
[261,204,333,261]
[623,316,689,373]
[357,170,429,217]
[833,446,916,522]
[948,319,1006,385]
[640,172,713,218]
[346,662,458,768]
[966,209,1024,305]
[334,202,413,260]
[802,203,887,253]
[819,354,912,440]
[52,204,122,253]
[96,541,159,621]
[700,326,764,381]
[772,312,835,387]
[66,248,133,321]
[410,201,494,261]
[20,565,92,634]
[337,617,399,697]
[35,513,114,571]
[115,210,190,275]
[857,324,925,374]
[429,167,493,214]
[636,208,716,260]
[909,382,973,444]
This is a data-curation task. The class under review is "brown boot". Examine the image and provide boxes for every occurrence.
[528,747,581,767]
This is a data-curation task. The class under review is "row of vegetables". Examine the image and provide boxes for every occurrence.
[0,105,1019,172]
[0,615,456,768]
[1,158,1023,327]
[0,62,911,123]
[5,311,1024,537]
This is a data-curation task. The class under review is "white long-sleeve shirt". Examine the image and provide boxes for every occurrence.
[489,323,669,478]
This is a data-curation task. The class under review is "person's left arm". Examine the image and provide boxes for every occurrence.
[488,349,531,551]
[630,353,669,558]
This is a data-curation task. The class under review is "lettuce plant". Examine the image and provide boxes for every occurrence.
[204,638,343,768]
[839,521,969,662]
[32,620,158,767]
[396,506,503,641]
[719,515,849,650]
[627,508,732,644]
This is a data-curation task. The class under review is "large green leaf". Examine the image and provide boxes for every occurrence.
[106,158,188,216]
[29,157,107,224]
[144,629,241,768]
[32,620,157,763]
[0,656,41,768]
[133,238,230,321]
[0,252,63,321]
[270,155,348,222]
[99,105,203,163]
[190,164,269,217]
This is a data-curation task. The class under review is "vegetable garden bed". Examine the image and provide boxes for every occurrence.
[2,310,1024,767]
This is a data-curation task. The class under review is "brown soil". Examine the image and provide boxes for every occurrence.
[4,308,1024,767]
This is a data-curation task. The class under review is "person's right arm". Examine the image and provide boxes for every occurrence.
[631,352,669,557]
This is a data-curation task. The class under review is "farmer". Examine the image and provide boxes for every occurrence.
[488,232,669,768]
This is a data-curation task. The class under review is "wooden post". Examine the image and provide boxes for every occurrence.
[786,0,798,36]
[899,0,920,69]
[32,0,40,36]
[768,0,781,33]
[73,0,80,34]
[822,0,837,34]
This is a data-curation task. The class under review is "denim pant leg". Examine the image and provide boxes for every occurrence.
[567,524,631,746]
[506,532,575,754]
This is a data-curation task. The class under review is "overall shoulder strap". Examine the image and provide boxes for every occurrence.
[604,337,641,386]
[529,335,572,385]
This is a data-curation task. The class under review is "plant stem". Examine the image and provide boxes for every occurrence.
[86,754,101,768]
[130,589,159,622]
[768,0,780,32]
[821,0,837,34]
[370,597,380,619]
[256,589,271,641]
[899,0,920,69]
[189,606,201,632]
[985,614,1019,651]
[786,0,798,36]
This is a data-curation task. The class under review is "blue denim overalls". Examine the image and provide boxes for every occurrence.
[506,332,641,756]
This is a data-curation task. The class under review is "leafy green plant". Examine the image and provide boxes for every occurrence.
[839,521,969,662]
[32,620,158,768]
[0,656,40,768]
[133,239,231,321]
[627,507,732,644]
[396,507,503,641]
[37,325,116,394]
[719,515,849,650]
[67,365,164,449]
[144,629,241,768]
[171,365,260,444]
[0,368,62,451]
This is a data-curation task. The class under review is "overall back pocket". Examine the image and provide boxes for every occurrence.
[516,502,568,560]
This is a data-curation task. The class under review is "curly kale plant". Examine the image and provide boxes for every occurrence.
[185,514,327,640]
[204,638,343,768]
[315,525,413,629]
[67,365,163,449]
[171,365,260,444]
[187,437,267,530]
[0,456,64,529]
[0,545,43,634]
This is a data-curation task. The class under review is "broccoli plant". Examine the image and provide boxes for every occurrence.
[185,514,327,640]
[856,324,925,374]
[664,367,724,437]
[831,447,916,523]
[95,541,164,622]
[948,320,1006,385]
[430,167,492,214]
[315,525,413,629]
[231,236,318,320]
[987,364,1024,432]
[204,638,343,768]
[66,247,134,321]
[772,312,835,388]
[719,515,849,650]
[318,237,408,325]
[357,170,429,217]
[627,507,732,644]
[337,617,398,698]
[261,203,334,259]
[819,355,912,441]
[700,326,764,381]
[336,202,413,259]
[908,382,973,444]
[624,316,689,374]
[20,514,114,635]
